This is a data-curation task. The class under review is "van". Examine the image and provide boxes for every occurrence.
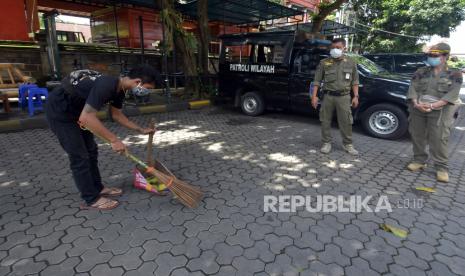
[217,29,411,140]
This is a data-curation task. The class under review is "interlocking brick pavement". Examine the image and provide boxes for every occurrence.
[1,106,465,275]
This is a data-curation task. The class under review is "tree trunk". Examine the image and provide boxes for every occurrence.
[197,0,210,76]
[157,0,199,98]
[311,0,347,33]
[174,32,200,98]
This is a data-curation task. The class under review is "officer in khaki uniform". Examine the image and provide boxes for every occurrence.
[407,43,463,182]
[311,38,360,155]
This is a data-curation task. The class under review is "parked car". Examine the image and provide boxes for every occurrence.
[363,53,427,77]
[217,30,411,140]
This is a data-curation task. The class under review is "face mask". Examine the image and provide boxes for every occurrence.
[426,57,441,67]
[330,48,343,58]
[132,83,150,97]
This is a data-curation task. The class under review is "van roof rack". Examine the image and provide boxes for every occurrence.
[268,20,360,36]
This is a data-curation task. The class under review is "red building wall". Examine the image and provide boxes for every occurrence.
[0,0,30,41]
[91,7,163,48]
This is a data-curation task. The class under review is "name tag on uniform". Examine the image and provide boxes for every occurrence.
[345,73,351,80]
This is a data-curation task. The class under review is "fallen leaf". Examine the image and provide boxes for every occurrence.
[415,187,436,193]
[380,224,408,238]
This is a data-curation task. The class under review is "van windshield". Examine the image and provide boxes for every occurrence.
[347,54,388,76]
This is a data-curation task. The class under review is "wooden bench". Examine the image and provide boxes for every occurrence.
[0,91,12,113]
[0,63,35,113]
[0,89,20,113]
[0,63,34,88]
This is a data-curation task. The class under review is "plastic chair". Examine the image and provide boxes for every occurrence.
[18,84,38,109]
[27,87,48,116]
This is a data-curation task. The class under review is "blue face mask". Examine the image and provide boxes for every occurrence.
[426,57,441,67]
[132,83,150,97]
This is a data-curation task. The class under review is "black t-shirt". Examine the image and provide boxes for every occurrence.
[47,75,124,122]
[78,76,124,110]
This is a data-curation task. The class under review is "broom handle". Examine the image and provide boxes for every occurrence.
[126,152,150,170]
[146,118,156,167]
[81,123,151,170]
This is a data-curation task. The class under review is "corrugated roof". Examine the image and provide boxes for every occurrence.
[53,0,303,25]
[177,0,304,24]
[269,20,360,36]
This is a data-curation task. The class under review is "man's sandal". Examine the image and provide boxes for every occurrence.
[100,187,123,197]
[80,197,119,210]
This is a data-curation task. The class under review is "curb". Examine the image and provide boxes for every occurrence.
[0,100,210,133]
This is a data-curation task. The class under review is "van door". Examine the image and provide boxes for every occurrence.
[253,44,291,109]
[289,49,323,114]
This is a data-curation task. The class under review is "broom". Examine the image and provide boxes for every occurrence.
[146,118,156,167]
[127,153,203,208]
[133,118,169,196]
[80,123,203,208]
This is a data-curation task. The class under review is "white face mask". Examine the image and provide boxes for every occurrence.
[330,48,343,58]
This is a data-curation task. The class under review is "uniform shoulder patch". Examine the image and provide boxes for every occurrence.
[450,70,463,83]
[412,67,429,80]
[322,58,333,66]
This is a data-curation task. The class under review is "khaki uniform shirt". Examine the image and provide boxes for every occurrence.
[407,66,463,104]
[313,56,359,93]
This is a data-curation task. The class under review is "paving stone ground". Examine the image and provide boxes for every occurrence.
[1,106,465,276]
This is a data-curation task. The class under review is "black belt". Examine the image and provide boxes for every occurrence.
[325,90,350,96]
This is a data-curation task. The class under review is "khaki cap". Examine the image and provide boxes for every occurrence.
[428,43,451,54]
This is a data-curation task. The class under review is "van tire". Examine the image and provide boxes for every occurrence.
[361,103,408,140]
[240,92,265,116]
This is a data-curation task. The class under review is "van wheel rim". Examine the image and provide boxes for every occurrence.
[369,111,398,135]
[243,97,258,113]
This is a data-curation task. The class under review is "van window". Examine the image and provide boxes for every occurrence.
[367,55,394,71]
[250,44,286,64]
[350,54,388,75]
[224,45,252,63]
[273,45,286,64]
[394,55,426,73]
[293,50,323,75]
[252,45,273,63]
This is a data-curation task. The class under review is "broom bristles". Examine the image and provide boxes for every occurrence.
[147,167,203,208]
[84,127,203,207]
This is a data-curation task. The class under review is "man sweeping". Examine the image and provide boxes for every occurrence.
[46,65,159,210]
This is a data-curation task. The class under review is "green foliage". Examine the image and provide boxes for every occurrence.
[318,1,336,11]
[448,57,465,69]
[326,14,337,21]
[355,0,465,52]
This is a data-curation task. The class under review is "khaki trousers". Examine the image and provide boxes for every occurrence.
[408,104,457,171]
[319,94,353,145]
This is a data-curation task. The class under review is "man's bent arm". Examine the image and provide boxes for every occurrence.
[352,84,359,97]
[352,63,360,97]
[110,106,144,132]
[79,104,118,142]
[312,85,320,100]
[312,62,324,101]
